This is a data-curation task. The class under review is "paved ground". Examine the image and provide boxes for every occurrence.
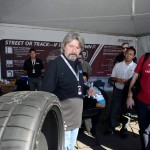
[76,90,141,150]
[76,116,140,150]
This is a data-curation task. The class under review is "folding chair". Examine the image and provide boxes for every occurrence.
[82,107,102,135]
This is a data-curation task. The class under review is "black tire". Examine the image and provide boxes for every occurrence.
[0,91,64,150]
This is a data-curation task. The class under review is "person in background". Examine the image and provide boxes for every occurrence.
[42,32,96,150]
[114,43,137,64]
[83,72,105,108]
[78,52,92,76]
[82,72,106,137]
[23,48,44,91]
[127,53,150,150]
[104,47,137,136]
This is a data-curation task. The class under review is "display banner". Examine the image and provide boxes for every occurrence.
[0,39,135,79]
[89,45,121,76]
[0,39,61,79]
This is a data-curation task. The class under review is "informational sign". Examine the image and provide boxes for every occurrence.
[0,39,61,79]
[88,45,122,77]
[0,39,128,79]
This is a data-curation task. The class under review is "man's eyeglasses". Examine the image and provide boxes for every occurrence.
[78,58,82,59]
[122,47,128,49]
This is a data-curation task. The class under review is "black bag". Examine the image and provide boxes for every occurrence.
[131,53,150,95]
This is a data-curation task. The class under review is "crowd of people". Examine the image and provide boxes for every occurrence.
[105,43,150,150]
[104,46,137,137]
[1,32,149,150]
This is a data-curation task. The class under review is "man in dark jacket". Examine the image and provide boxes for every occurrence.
[42,32,96,150]
[23,48,44,91]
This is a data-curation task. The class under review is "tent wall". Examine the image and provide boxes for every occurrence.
[138,36,150,59]
[0,24,136,45]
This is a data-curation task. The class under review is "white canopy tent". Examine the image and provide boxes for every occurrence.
[0,0,150,36]
[0,0,150,82]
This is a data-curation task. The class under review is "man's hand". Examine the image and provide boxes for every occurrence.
[126,97,135,109]
[126,73,139,109]
[87,82,99,97]
[111,77,127,84]
[117,78,127,84]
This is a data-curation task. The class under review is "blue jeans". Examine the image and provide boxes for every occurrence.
[137,100,150,150]
[64,128,79,150]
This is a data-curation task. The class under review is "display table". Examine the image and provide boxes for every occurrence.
[0,81,15,94]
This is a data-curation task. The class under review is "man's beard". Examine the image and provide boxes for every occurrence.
[66,54,77,61]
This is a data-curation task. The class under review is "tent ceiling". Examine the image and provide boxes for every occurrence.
[0,0,150,36]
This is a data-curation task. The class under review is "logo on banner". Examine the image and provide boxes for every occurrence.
[82,50,88,60]
[118,39,132,43]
